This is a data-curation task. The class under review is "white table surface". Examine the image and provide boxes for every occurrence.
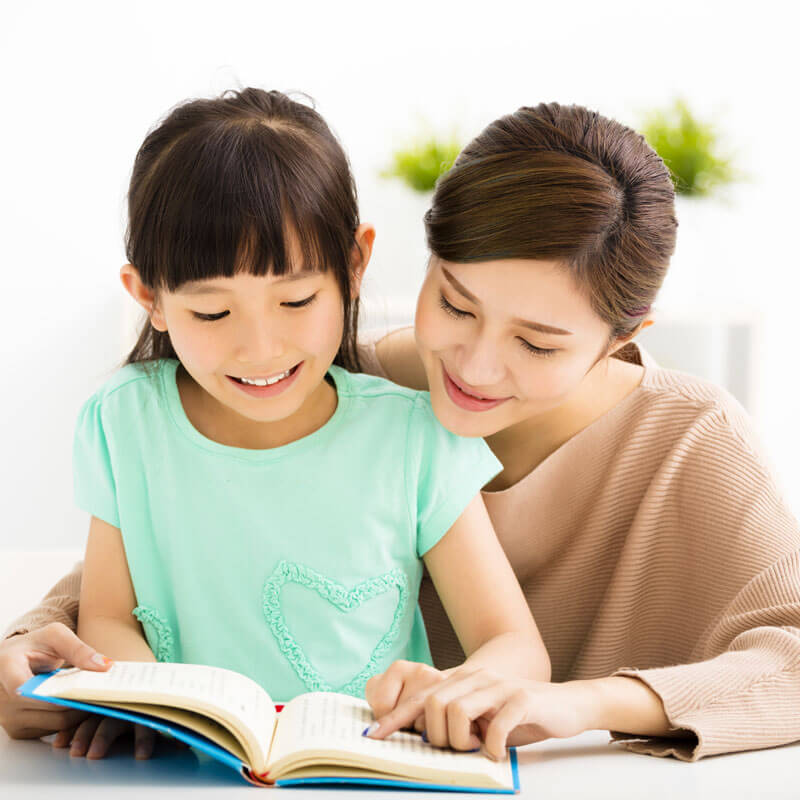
[2,552,799,798]
[2,726,799,798]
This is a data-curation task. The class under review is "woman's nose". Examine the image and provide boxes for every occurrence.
[455,336,505,388]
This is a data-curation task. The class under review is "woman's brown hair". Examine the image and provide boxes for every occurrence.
[124,87,362,371]
[425,103,678,344]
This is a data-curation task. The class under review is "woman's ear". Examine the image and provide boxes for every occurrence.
[120,264,168,332]
[350,223,376,300]
[607,317,654,357]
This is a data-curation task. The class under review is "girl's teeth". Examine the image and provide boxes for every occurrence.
[240,369,291,386]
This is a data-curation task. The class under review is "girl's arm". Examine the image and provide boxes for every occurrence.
[77,516,155,663]
[423,494,548,680]
[366,494,549,746]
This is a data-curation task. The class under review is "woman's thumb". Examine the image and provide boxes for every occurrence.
[33,623,113,672]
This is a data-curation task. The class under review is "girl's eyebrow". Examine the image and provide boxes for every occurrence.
[180,270,319,295]
[441,267,573,336]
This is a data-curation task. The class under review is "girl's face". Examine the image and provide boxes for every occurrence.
[414,257,624,438]
[135,267,347,428]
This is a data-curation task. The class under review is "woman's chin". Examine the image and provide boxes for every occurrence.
[429,391,509,439]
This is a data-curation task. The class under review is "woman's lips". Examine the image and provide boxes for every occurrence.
[441,364,511,412]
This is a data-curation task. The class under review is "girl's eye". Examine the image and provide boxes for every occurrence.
[438,293,473,319]
[518,338,557,358]
[283,294,317,309]
[193,311,230,321]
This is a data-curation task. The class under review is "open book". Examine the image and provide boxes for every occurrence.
[19,662,518,792]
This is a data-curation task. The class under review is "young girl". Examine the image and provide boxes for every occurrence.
[70,88,547,758]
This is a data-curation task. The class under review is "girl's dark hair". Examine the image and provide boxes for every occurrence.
[425,103,678,343]
[125,87,362,371]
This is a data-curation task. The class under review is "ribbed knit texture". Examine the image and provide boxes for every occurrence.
[7,341,800,761]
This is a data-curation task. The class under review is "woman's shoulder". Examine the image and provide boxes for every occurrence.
[618,346,767,467]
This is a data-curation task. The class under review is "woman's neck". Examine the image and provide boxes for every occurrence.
[484,356,645,492]
[176,366,338,450]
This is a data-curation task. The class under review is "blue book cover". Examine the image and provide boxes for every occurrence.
[18,670,519,793]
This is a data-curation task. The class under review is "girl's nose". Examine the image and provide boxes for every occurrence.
[234,316,286,364]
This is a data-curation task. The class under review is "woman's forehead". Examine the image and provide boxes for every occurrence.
[436,258,601,333]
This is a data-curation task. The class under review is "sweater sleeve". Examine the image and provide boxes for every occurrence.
[2,562,84,639]
[610,402,800,761]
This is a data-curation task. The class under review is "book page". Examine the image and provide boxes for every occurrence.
[269,692,512,788]
[33,662,275,772]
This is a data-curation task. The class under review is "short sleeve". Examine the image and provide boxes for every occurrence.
[406,396,502,556]
[73,394,120,528]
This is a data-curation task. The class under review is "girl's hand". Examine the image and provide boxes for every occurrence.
[366,668,595,760]
[53,716,157,759]
[365,660,451,734]
[0,623,112,740]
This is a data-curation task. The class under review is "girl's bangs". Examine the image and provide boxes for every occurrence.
[140,122,346,291]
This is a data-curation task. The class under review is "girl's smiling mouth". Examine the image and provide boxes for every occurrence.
[441,363,512,412]
[227,362,303,397]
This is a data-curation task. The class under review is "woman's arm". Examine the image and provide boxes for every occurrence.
[78,515,154,662]
[2,562,83,639]
[371,327,428,390]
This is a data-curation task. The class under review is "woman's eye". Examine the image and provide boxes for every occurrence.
[283,294,317,309]
[438,293,473,319]
[518,338,557,358]
[192,311,230,321]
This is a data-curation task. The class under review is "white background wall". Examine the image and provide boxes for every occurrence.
[2,0,798,553]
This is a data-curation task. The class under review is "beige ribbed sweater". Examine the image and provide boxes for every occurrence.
[6,342,800,761]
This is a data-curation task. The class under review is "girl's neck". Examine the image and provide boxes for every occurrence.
[176,365,339,450]
[484,356,645,492]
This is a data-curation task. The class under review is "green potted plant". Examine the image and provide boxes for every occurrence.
[382,136,462,193]
[640,98,737,197]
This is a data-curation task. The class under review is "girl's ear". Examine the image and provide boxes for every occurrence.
[120,264,168,332]
[350,223,376,300]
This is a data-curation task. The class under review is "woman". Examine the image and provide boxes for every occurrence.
[2,102,799,762]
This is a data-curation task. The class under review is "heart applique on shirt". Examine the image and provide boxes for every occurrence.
[262,560,410,696]
[133,605,176,663]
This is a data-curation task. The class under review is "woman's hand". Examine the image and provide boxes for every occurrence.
[0,623,112,740]
[365,660,452,734]
[365,667,597,760]
[53,716,157,759]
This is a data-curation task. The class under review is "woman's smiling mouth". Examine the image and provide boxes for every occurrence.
[441,363,512,412]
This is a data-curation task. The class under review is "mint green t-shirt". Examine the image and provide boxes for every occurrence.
[73,360,501,700]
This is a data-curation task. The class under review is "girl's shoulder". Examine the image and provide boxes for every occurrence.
[335,366,428,408]
[80,359,174,414]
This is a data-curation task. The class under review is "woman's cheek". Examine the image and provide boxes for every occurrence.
[517,361,579,407]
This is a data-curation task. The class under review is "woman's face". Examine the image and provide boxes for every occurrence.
[414,257,618,438]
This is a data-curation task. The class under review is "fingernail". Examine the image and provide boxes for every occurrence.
[362,722,380,738]
[468,747,481,753]
[421,730,428,743]
[92,653,113,667]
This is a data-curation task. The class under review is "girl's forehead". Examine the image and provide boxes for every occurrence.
[175,268,326,296]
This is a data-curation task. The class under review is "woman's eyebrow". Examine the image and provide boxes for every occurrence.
[441,267,573,336]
